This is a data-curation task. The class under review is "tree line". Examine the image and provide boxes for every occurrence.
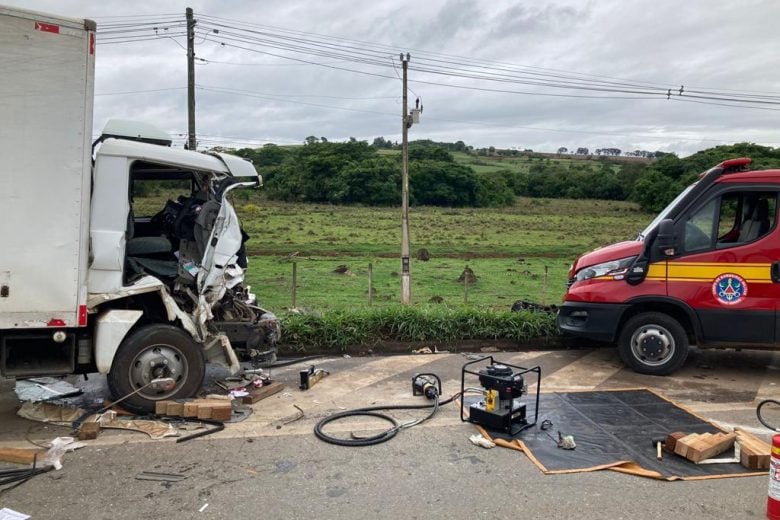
[233,139,780,212]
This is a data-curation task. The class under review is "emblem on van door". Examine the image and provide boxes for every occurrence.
[712,273,748,305]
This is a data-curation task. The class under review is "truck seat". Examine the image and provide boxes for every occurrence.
[738,199,770,242]
[125,209,178,281]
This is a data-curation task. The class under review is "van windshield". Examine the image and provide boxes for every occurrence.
[638,183,696,239]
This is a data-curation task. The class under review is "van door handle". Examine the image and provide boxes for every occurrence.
[772,262,780,282]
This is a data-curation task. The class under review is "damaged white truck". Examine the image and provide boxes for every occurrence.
[0,6,279,411]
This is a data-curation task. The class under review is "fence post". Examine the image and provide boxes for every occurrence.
[292,260,297,309]
[464,264,469,304]
[542,265,548,306]
[368,262,373,306]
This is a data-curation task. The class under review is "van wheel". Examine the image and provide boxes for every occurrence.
[617,312,689,375]
[107,325,205,413]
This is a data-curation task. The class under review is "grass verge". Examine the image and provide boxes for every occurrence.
[278,305,558,352]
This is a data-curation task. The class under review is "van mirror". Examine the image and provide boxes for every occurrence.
[655,219,676,255]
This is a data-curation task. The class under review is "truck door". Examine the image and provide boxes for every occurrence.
[668,188,779,344]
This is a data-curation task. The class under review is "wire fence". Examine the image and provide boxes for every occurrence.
[247,255,569,312]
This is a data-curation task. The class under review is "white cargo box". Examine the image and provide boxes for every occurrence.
[0,6,95,329]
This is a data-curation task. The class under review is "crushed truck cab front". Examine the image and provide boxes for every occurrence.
[87,128,278,410]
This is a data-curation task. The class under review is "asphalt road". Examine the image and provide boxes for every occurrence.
[0,345,777,519]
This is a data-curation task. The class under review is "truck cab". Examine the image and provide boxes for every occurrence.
[0,6,279,411]
[558,158,780,374]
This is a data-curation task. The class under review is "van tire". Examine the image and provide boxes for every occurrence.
[107,324,206,413]
[617,312,689,375]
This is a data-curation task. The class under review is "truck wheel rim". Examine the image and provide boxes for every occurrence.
[129,343,188,399]
[630,325,675,367]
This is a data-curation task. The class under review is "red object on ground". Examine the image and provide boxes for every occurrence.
[768,434,780,520]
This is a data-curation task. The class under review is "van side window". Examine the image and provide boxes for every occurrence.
[684,198,718,252]
[684,191,777,252]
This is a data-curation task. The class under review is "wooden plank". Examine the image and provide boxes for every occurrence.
[155,400,175,416]
[664,431,687,454]
[209,403,233,422]
[183,401,200,418]
[674,433,700,457]
[682,433,712,460]
[736,429,770,469]
[688,433,735,462]
[0,447,46,465]
[242,382,284,404]
[166,401,185,417]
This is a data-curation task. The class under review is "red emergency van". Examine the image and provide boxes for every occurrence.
[558,157,780,374]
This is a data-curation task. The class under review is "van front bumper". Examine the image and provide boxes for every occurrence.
[557,301,629,343]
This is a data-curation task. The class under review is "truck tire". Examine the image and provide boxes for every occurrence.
[617,312,689,375]
[107,324,206,413]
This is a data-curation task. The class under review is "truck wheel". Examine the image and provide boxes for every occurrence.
[617,312,689,375]
[107,325,205,413]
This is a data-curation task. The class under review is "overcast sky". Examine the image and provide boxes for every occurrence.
[7,0,780,155]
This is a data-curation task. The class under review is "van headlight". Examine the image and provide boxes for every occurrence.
[575,256,637,282]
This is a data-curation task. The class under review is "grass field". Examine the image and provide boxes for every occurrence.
[135,190,654,312]
[235,197,653,311]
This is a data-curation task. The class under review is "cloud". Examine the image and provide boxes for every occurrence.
[5,0,780,155]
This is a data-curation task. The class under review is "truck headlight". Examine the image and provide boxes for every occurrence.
[574,256,637,282]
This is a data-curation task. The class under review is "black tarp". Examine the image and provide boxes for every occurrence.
[476,389,765,480]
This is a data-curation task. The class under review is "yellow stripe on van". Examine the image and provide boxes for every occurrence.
[667,262,771,282]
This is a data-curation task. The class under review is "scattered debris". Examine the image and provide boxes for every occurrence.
[469,434,495,449]
[0,507,30,520]
[412,347,433,354]
[15,378,82,402]
[135,471,187,483]
[17,401,85,425]
[510,300,558,313]
[77,421,101,441]
[456,267,477,284]
[242,382,284,404]
[176,420,225,444]
[479,346,500,353]
[99,416,179,440]
[273,405,305,430]
[416,248,430,261]
[199,503,209,513]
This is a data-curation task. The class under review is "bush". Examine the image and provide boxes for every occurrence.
[278,306,558,351]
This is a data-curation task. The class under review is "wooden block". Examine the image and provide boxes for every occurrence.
[664,432,687,454]
[166,401,185,417]
[0,447,46,465]
[736,430,771,469]
[688,432,735,462]
[78,421,101,441]
[209,403,232,422]
[674,433,700,457]
[183,401,200,418]
[242,382,284,404]
[682,433,712,460]
[155,400,175,415]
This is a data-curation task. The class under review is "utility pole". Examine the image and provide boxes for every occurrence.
[400,53,411,305]
[186,7,196,151]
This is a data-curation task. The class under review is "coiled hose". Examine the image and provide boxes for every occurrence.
[757,399,780,432]
[314,393,460,447]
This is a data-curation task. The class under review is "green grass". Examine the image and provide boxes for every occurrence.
[248,255,569,312]
[279,306,558,352]
[236,197,649,259]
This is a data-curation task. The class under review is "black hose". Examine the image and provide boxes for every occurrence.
[314,393,459,447]
[757,399,780,432]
